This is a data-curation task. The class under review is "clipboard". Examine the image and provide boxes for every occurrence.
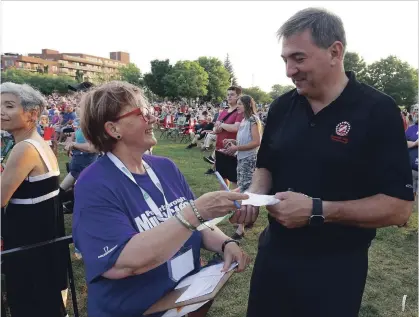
[144,269,235,315]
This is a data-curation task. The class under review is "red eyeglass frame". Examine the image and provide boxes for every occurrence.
[115,108,150,122]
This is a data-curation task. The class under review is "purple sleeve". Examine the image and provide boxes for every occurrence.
[73,180,138,283]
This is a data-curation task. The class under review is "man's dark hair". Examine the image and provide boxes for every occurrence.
[277,7,346,52]
[227,86,242,96]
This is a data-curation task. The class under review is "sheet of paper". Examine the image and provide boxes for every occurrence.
[175,262,238,303]
[169,249,194,282]
[176,276,222,303]
[162,300,210,317]
[175,262,237,290]
[175,274,197,290]
[241,192,280,207]
[197,214,230,231]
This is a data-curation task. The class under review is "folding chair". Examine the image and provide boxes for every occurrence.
[179,118,196,143]
[1,235,79,317]
[167,116,187,141]
[44,127,58,157]
[159,115,174,139]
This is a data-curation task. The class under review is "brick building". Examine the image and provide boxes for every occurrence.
[1,49,130,83]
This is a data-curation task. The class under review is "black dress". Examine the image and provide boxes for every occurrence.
[3,139,68,317]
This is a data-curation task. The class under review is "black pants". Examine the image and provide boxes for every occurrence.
[247,230,369,317]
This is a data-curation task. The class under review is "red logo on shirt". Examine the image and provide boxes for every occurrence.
[335,121,351,136]
[331,121,351,144]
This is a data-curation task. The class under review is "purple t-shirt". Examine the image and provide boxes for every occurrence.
[405,123,418,142]
[73,155,202,317]
[62,111,76,125]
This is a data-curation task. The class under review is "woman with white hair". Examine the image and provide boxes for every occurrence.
[1,82,68,317]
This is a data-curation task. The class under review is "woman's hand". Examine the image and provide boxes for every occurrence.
[224,145,238,156]
[222,243,251,273]
[222,139,236,147]
[195,191,249,220]
[64,142,75,151]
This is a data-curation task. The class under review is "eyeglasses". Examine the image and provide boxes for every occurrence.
[115,107,153,122]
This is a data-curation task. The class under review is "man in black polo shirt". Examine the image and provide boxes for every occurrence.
[230,7,414,317]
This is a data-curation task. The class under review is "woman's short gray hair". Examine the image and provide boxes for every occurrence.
[0,82,47,118]
[277,7,347,52]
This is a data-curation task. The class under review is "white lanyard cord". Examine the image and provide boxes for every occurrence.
[106,152,169,219]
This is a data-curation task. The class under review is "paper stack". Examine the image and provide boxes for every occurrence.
[174,262,238,303]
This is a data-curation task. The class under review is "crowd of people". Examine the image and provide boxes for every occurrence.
[1,7,418,317]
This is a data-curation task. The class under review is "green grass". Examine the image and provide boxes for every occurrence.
[60,135,418,317]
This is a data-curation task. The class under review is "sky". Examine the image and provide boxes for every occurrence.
[1,1,418,92]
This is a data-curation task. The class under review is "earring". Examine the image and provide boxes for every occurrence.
[116,135,121,139]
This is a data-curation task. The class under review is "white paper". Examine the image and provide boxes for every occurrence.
[169,249,194,282]
[175,274,196,290]
[197,215,228,231]
[175,262,238,303]
[162,300,210,317]
[175,262,237,290]
[241,192,280,207]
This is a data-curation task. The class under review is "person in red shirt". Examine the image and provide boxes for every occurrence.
[213,86,244,188]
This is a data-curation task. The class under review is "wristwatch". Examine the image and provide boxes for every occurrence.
[309,198,324,226]
[221,239,240,253]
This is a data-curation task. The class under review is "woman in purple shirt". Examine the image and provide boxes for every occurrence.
[73,81,250,317]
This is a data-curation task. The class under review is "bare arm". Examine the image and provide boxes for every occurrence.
[102,191,248,279]
[220,122,240,133]
[72,142,97,153]
[407,140,418,148]
[200,226,231,253]
[103,205,200,279]
[1,143,37,207]
[324,194,413,228]
[247,168,272,194]
[236,124,261,152]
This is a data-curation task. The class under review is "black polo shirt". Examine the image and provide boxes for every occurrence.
[257,72,414,254]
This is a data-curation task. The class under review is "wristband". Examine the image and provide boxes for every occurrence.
[174,212,196,231]
[189,200,205,224]
[221,239,240,253]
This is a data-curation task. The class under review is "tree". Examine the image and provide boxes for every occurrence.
[163,60,209,100]
[269,84,295,100]
[365,55,418,107]
[242,86,272,104]
[1,68,77,95]
[119,63,142,87]
[143,59,172,98]
[224,54,238,86]
[344,52,368,83]
[92,72,120,84]
[196,56,230,102]
[75,69,84,83]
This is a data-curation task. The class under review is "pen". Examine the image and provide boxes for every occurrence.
[214,171,242,209]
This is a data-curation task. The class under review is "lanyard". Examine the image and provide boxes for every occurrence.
[107,152,169,220]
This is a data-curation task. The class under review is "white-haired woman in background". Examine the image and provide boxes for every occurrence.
[1,82,68,317]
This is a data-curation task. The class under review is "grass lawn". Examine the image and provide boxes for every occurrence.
[60,134,418,317]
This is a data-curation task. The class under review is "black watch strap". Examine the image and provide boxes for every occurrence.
[222,239,240,253]
[309,198,324,226]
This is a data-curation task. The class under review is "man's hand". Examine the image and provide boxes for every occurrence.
[230,204,259,225]
[267,191,312,228]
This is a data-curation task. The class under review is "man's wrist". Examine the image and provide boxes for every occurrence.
[323,201,340,223]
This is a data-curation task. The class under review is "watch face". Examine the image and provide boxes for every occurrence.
[310,215,324,226]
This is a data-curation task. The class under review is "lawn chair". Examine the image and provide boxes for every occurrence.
[167,116,187,141]
[179,118,196,143]
[1,235,79,317]
[43,127,58,157]
[159,115,174,139]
